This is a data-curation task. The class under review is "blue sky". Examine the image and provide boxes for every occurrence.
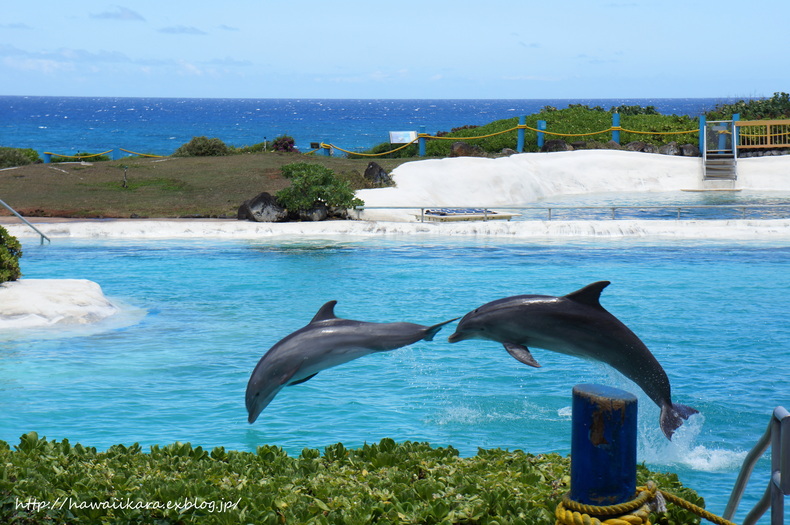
[1,0,787,99]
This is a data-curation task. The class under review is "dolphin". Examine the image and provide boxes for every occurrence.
[447,281,697,439]
[246,301,458,423]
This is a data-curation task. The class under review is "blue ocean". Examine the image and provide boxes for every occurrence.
[0,96,736,158]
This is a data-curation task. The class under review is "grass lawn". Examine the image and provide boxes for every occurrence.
[0,153,411,218]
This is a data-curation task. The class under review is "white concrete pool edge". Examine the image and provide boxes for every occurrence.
[3,217,790,241]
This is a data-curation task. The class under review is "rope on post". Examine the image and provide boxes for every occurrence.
[556,482,739,525]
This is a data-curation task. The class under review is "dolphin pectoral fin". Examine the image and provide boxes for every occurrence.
[423,317,461,341]
[659,402,699,440]
[503,343,541,368]
[310,300,339,323]
[287,373,318,386]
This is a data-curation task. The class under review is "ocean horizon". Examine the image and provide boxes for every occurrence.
[0,95,742,158]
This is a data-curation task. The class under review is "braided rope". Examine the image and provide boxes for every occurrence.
[555,482,738,525]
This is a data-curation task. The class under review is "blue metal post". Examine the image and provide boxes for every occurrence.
[699,116,706,156]
[570,384,638,506]
[43,153,51,163]
[732,113,740,159]
[612,113,621,144]
[418,126,426,157]
[537,120,546,149]
[517,116,525,152]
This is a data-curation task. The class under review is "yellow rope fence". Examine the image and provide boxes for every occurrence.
[318,124,699,158]
[44,149,164,160]
[555,482,737,525]
[43,150,114,160]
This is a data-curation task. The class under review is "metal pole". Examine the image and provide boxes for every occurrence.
[537,120,546,149]
[612,113,621,145]
[419,126,426,157]
[517,116,526,152]
[570,384,638,506]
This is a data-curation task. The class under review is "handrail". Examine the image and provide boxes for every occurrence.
[736,119,790,149]
[354,204,790,222]
[0,198,51,245]
[724,406,789,525]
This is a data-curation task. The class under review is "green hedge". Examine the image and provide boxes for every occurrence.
[356,104,701,158]
[0,225,22,283]
[0,147,40,168]
[1,433,704,525]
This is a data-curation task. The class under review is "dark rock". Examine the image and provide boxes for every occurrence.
[642,144,659,154]
[680,144,700,157]
[625,141,647,152]
[500,148,517,156]
[570,141,587,149]
[298,201,328,222]
[238,192,288,222]
[363,162,393,186]
[658,141,680,156]
[541,139,573,152]
[449,141,487,157]
[328,206,352,220]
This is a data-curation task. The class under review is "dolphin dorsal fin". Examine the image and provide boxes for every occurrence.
[310,300,338,323]
[564,281,610,308]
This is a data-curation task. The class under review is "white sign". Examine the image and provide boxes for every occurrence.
[389,131,418,144]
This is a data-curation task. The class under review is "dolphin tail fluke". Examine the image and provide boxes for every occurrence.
[423,318,460,341]
[660,402,699,440]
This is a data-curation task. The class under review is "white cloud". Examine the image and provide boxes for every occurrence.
[91,6,145,21]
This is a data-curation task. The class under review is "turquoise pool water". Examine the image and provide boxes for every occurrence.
[2,236,789,523]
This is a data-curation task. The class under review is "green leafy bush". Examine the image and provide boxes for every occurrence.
[0,433,705,525]
[0,225,22,283]
[173,136,231,157]
[0,147,39,168]
[706,91,790,121]
[358,104,700,157]
[276,162,363,212]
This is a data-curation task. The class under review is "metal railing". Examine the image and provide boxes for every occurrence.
[737,120,790,149]
[724,406,789,525]
[354,204,790,222]
[0,198,51,244]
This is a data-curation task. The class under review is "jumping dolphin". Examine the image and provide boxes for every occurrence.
[447,281,697,439]
[246,301,457,423]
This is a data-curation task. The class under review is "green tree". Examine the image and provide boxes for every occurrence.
[275,163,363,212]
[0,226,22,283]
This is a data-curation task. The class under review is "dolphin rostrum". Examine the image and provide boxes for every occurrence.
[246,301,458,423]
[447,281,697,439]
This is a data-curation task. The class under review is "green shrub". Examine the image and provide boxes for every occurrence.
[357,104,699,157]
[0,225,22,283]
[276,162,363,212]
[173,136,231,157]
[706,91,790,120]
[0,147,40,168]
[0,433,705,525]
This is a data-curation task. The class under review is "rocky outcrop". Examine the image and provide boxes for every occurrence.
[364,162,393,186]
[541,139,573,152]
[237,192,288,222]
[449,141,487,157]
[658,141,680,156]
[680,144,700,157]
